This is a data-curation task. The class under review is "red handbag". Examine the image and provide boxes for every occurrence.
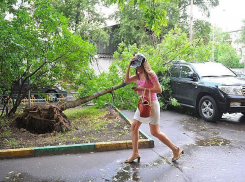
[138,89,152,118]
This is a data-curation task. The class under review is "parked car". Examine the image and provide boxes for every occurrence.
[0,80,67,103]
[166,61,245,122]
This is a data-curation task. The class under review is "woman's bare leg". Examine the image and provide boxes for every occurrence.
[125,119,142,162]
[149,124,177,151]
[150,124,184,161]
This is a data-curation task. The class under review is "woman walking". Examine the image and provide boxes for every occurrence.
[124,53,184,163]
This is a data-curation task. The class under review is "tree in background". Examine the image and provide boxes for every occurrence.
[51,0,111,46]
[108,0,169,36]
[211,28,242,68]
[110,4,153,47]
[107,0,169,47]
[109,0,218,47]
[160,0,217,40]
[238,20,245,44]
[193,20,211,44]
[214,42,242,68]
[0,0,97,116]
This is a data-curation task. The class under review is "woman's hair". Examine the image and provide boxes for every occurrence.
[135,59,155,80]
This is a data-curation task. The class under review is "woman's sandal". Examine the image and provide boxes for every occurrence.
[125,155,141,163]
[172,148,184,162]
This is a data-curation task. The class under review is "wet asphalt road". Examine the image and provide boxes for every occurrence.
[0,109,245,182]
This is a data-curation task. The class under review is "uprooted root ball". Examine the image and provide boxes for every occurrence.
[13,105,71,134]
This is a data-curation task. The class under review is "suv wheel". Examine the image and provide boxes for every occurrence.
[199,95,222,122]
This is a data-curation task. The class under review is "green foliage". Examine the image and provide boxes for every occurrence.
[193,20,212,44]
[185,0,217,41]
[110,0,218,47]
[107,0,169,6]
[0,0,31,15]
[212,27,230,42]
[51,0,110,46]
[177,0,219,18]
[143,5,168,36]
[111,4,150,46]
[214,42,242,68]
[238,20,245,44]
[0,0,97,115]
[89,27,211,110]
[170,98,179,106]
[210,27,242,68]
[108,0,170,36]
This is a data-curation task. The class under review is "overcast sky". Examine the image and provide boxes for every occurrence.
[194,0,245,32]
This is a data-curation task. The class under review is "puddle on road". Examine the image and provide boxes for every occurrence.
[112,163,141,182]
[196,137,230,146]
[112,158,165,182]
[110,157,174,181]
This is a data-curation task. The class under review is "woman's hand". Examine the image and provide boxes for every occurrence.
[129,57,137,67]
[131,86,137,91]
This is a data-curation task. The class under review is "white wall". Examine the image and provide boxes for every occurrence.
[89,57,114,75]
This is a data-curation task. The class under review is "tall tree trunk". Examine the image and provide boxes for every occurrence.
[7,94,23,117]
[74,2,81,33]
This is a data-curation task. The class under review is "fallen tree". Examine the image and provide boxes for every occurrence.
[58,82,127,111]
[13,82,128,134]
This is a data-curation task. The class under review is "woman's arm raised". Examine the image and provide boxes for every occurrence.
[125,57,138,83]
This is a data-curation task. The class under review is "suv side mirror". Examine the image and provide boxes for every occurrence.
[188,72,198,81]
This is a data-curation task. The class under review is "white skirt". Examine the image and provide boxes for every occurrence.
[133,100,160,125]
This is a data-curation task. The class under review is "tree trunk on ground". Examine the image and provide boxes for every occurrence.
[58,82,127,111]
[12,82,128,134]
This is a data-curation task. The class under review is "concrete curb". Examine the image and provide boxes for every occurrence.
[0,105,154,159]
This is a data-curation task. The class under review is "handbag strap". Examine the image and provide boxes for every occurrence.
[148,89,151,106]
[142,88,151,106]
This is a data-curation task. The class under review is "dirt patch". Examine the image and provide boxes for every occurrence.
[0,106,146,150]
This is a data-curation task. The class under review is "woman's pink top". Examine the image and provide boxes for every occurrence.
[136,75,159,101]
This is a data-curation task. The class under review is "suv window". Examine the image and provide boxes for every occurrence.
[169,65,179,77]
[192,62,236,77]
[180,65,192,78]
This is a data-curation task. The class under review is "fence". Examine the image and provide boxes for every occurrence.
[0,92,79,112]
